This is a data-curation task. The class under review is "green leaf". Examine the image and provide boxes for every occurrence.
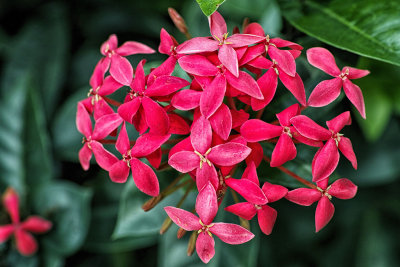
[278,0,400,66]
[195,0,226,16]
[32,181,93,257]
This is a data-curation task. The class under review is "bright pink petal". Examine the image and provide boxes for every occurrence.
[257,205,277,235]
[168,113,190,135]
[109,160,130,183]
[15,229,37,256]
[312,139,340,182]
[168,137,193,159]
[231,109,249,129]
[209,11,227,40]
[315,196,335,232]
[147,57,177,86]
[225,202,257,220]
[207,143,251,166]
[98,76,123,96]
[242,161,259,186]
[270,134,296,167]
[240,119,282,142]
[344,67,370,79]
[159,28,175,55]
[290,115,331,141]
[76,102,92,137]
[91,141,118,171]
[21,216,52,233]
[79,144,92,171]
[307,47,341,76]
[168,151,199,173]
[176,37,218,54]
[178,55,219,76]
[146,76,189,97]
[209,104,232,140]
[191,115,212,154]
[338,137,357,169]
[164,206,201,231]
[196,182,218,225]
[343,79,366,119]
[276,104,300,127]
[171,89,201,110]
[251,68,278,110]
[196,231,215,264]
[225,178,267,205]
[271,38,303,50]
[100,34,118,55]
[92,113,123,140]
[246,56,273,69]
[228,34,265,48]
[328,178,358,199]
[200,74,226,119]
[261,182,288,203]
[268,46,296,77]
[285,188,321,206]
[0,225,14,242]
[209,223,254,244]
[116,41,155,56]
[219,44,239,77]
[326,111,351,133]
[93,98,115,120]
[196,163,219,191]
[307,78,343,107]
[117,97,141,124]
[89,58,108,89]
[245,142,264,168]
[142,97,170,135]
[226,70,263,100]
[131,133,170,158]
[110,54,133,86]
[239,43,265,65]
[3,188,20,223]
[243,22,265,36]
[130,158,159,196]
[115,123,130,154]
[279,72,306,106]
[132,106,148,134]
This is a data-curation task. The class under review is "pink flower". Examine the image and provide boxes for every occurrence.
[76,102,122,171]
[286,178,357,232]
[307,47,370,118]
[225,163,288,235]
[176,11,265,77]
[168,116,251,190]
[164,182,254,263]
[0,188,52,256]
[100,34,155,85]
[290,111,357,182]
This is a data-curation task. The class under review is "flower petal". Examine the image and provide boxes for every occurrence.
[98,75,123,96]
[0,225,14,243]
[158,28,175,55]
[338,137,357,169]
[196,163,219,191]
[110,54,133,86]
[191,115,212,154]
[209,223,254,244]
[79,144,92,171]
[257,205,277,235]
[196,182,218,225]
[231,109,249,129]
[307,78,343,107]
[326,111,352,133]
[315,196,335,232]
[226,70,263,100]
[343,79,366,119]
[270,134,296,167]
[209,11,227,40]
[76,102,92,137]
[207,143,251,166]
[146,76,189,97]
[243,22,265,36]
[21,216,52,233]
[290,115,331,141]
[312,139,340,182]
[209,104,232,140]
[91,141,118,171]
[225,202,257,220]
[118,97,141,124]
[261,182,288,203]
[164,206,201,231]
[219,44,239,77]
[344,66,370,79]
[169,151,199,173]
[115,123,130,155]
[109,160,130,183]
[268,45,296,77]
[200,74,226,119]
[306,47,341,76]
[279,72,306,106]
[225,178,267,205]
[328,178,358,199]
[196,231,215,264]
[285,188,321,206]
[101,34,118,55]
[171,89,201,110]
[116,41,155,56]
[15,229,37,256]
[178,55,219,76]
[241,119,282,142]
[142,97,170,135]
[92,113,123,140]
[147,56,177,86]
[3,188,20,223]
[130,158,159,196]
[251,68,278,110]
[242,161,260,186]
[245,142,264,168]
[228,34,265,48]
[176,37,218,54]
[276,104,300,127]
[271,38,303,50]
[168,113,190,135]
[131,133,171,158]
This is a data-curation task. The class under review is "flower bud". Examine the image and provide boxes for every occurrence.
[168,8,189,36]
[159,217,173,234]
[187,231,198,256]
[177,227,187,239]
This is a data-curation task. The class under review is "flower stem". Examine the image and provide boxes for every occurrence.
[103,96,121,107]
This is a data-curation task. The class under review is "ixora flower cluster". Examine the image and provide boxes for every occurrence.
[0,188,52,256]
[76,11,368,264]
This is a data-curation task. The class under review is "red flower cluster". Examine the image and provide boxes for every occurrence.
[76,10,368,264]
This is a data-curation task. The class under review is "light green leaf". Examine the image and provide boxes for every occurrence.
[195,0,226,16]
[278,0,400,66]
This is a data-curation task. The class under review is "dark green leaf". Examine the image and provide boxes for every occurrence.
[195,0,226,16]
[32,181,93,257]
[278,0,400,66]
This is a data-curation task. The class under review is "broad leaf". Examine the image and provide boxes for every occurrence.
[196,0,226,16]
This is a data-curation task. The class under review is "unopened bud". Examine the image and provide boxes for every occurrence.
[239,218,250,230]
[177,227,187,239]
[187,231,198,256]
[160,217,173,234]
[168,8,190,37]
[233,26,240,34]
[242,17,250,32]
[142,195,163,212]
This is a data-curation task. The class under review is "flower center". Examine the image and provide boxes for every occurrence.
[194,148,212,169]
[122,150,132,167]
[214,33,232,46]
[283,126,292,138]
[317,185,332,200]
[331,131,344,147]
[198,220,214,237]
[254,204,262,210]
[339,68,349,80]
[82,136,92,150]
[272,59,280,76]
[88,87,102,105]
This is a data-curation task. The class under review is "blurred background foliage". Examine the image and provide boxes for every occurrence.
[0,0,399,266]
